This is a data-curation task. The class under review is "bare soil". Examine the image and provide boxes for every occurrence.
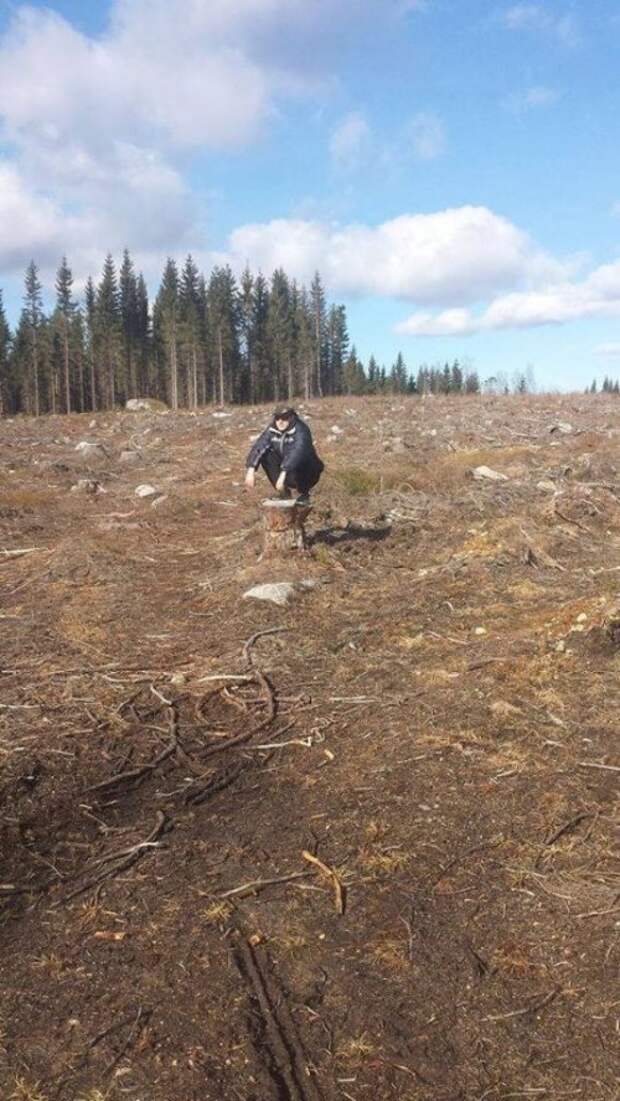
[1,394,619,1101]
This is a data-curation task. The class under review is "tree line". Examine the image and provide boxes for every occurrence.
[588,377,620,394]
[0,253,489,416]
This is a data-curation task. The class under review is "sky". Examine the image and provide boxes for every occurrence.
[1,0,619,391]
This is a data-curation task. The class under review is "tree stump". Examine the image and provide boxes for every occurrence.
[260,499,312,559]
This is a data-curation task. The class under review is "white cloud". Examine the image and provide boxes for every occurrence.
[225,205,565,303]
[504,4,579,45]
[397,259,620,336]
[595,343,620,359]
[407,111,446,160]
[0,162,65,270]
[0,0,414,279]
[329,113,372,171]
[505,85,561,113]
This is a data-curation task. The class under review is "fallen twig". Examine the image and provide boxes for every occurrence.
[102,1005,150,1076]
[184,761,244,806]
[483,987,561,1022]
[578,761,620,773]
[1,547,41,559]
[215,871,312,901]
[302,850,345,915]
[87,707,178,792]
[243,626,290,667]
[544,811,593,847]
[64,812,170,902]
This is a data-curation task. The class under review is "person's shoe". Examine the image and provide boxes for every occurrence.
[296,492,311,507]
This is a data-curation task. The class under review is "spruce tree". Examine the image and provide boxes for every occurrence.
[267,269,291,402]
[24,261,44,415]
[207,266,240,405]
[326,304,349,394]
[310,272,327,398]
[95,255,121,408]
[120,249,139,401]
[54,257,75,413]
[0,290,12,414]
[180,255,201,408]
[154,259,180,409]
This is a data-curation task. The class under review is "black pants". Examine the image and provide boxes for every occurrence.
[259,450,322,495]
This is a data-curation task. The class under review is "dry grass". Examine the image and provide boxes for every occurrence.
[358,847,411,877]
[10,1080,49,1101]
[202,901,234,925]
[336,1033,377,1063]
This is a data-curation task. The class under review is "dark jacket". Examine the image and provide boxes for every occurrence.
[246,414,323,478]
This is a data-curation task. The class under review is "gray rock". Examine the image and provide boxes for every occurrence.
[75,440,108,459]
[243,580,317,607]
[126,398,168,412]
[71,478,106,495]
[549,421,573,434]
[472,465,509,482]
[135,483,158,498]
[119,450,139,463]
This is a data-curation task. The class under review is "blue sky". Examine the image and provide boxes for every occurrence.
[1,0,619,390]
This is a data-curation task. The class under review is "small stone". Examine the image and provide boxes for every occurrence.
[243,580,317,607]
[170,673,187,687]
[555,640,566,653]
[135,483,157,497]
[125,397,168,412]
[212,411,233,419]
[151,495,168,508]
[474,626,487,635]
[330,425,344,435]
[490,700,522,718]
[549,422,573,434]
[472,466,509,482]
[576,612,587,623]
[75,440,108,459]
[536,480,556,492]
[70,478,105,495]
[119,450,139,463]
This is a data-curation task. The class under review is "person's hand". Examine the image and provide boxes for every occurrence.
[245,467,255,489]
[276,471,287,494]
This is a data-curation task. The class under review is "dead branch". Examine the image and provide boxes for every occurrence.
[63,812,170,902]
[243,626,290,667]
[578,761,620,773]
[185,761,245,806]
[102,1005,150,1076]
[234,935,323,1101]
[199,670,277,761]
[215,871,312,900]
[1,547,41,559]
[544,812,593,847]
[87,707,178,792]
[302,850,345,915]
[553,498,593,535]
[483,987,561,1022]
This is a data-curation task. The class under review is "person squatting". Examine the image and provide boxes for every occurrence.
[245,407,324,505]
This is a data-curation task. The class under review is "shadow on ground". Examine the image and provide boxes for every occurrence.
[309,521,392,547]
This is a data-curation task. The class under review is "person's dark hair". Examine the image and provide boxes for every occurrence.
[273,406,296,424]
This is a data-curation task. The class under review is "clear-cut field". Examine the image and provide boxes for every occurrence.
[1,393,619,1101]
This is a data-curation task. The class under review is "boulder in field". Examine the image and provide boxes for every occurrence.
[125,398,169,412]
[75,440,109,460]
[243,580,317,607]
[472,466,509,482]
[135,483,158,498]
